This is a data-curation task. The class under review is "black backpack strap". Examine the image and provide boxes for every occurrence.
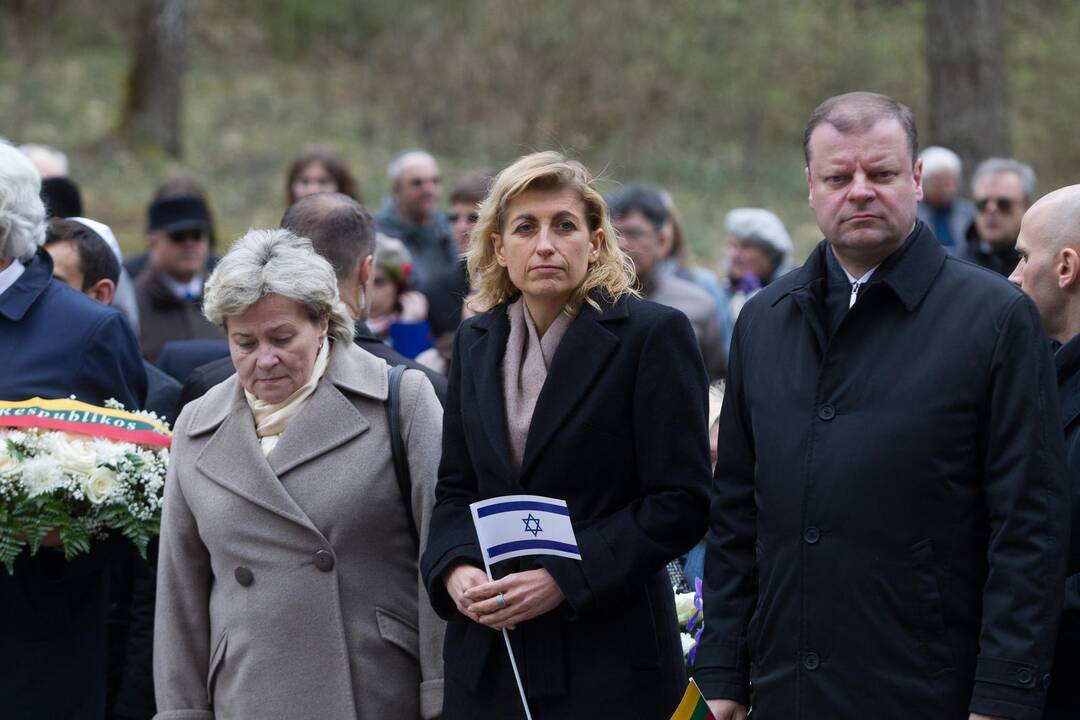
[385,364,419,547]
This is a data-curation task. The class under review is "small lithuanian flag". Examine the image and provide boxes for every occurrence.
[670,678,715,720]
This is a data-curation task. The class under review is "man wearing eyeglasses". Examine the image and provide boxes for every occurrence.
[962,158,1037,276]
[375,149,457,291]
[134,195,223,363]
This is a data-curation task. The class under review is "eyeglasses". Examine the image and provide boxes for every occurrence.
[975,197,1020,214]
[167,229,209,243]
[447,212,480,224]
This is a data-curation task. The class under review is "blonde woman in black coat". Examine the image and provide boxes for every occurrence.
[421,152,711,719]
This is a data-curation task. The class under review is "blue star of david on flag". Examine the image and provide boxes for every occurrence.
[470,494,581,564]
[522,514,543,536]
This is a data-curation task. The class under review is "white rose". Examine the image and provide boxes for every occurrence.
[84,466,118,505]
[674,591,697,626]
[0,446,21,476]
[46,434,98,477]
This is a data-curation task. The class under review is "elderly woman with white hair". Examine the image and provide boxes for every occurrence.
[1,139,146,720]
[153,229,445,719]
[722,207,794,322]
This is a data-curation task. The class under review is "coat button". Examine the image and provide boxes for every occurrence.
[803,651,820,671]
[1042,673,1052,689]
[313,549,335,572]
[234,566,254,587]
[1016,668,1033,686]
[818,403,836,421]
[803,527,821,544]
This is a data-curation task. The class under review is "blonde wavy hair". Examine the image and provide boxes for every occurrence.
[466,151,637,315]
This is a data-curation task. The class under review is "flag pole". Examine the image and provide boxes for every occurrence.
[481,556,533,720]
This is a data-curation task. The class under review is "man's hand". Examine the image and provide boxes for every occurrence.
[707,699,748,720]
[969,715,1007,720]
[464,568,565,631]
[442,563,489,622]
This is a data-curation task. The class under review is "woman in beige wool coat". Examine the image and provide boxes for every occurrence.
[152,228,444,719]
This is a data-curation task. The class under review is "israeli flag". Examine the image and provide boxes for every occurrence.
[470,494,582,565]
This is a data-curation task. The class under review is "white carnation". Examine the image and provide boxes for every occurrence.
[90,438,128,467]
[22,456,63,497]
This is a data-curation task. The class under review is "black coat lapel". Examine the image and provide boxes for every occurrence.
[467,308,516,481]
[520,301,620,480]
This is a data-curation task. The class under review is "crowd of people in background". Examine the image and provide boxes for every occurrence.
[2,86,1078,720]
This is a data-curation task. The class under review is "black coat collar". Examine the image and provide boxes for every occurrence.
[786,220,946,313]
[1056,334,1080,428]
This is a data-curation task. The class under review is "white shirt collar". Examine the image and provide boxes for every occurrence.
[0,258,26,297]
[840,265,879,286]
[160,273,204,301]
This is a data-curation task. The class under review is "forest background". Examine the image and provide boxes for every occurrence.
[2,0,1078,265]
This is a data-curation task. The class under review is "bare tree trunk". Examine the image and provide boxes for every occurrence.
[926,0,1010,177]
[119,0,193,158]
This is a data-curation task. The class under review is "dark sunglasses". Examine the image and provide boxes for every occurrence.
[447,211,480,224]
[975,196,1019,214]
[167,228,209,243]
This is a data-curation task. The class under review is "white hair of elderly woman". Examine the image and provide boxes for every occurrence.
[0,138,47,262]
[919,146,963,182]
[724,207,794,257]
[203,228,355,344]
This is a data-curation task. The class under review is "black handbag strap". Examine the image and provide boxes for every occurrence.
[385,364,419,547]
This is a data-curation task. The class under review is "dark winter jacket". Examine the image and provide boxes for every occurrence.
[696,221,1068,720]
[1046,334,1080,718]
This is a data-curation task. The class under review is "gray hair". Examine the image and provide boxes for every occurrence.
[0,138,47,262]
[919,146,962,181]
[18,143,69,177]
[971,158,1038,206]
[387,149,436,184]
[203,228,354,344]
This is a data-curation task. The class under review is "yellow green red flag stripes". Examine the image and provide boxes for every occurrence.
[670,678,715,720]
[0,397,171,447]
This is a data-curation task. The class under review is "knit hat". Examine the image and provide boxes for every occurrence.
[724,208,793,259]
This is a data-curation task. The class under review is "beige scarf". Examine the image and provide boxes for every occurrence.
[502,297,572,471]
[245,339,331,456]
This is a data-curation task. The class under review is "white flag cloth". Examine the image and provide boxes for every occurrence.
[470,494,581,566]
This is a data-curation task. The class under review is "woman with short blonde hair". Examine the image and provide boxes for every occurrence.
[422,151,710,719]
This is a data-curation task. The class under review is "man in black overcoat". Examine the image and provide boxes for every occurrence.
[1007,183,1080,719]
[697,92,1069,720]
